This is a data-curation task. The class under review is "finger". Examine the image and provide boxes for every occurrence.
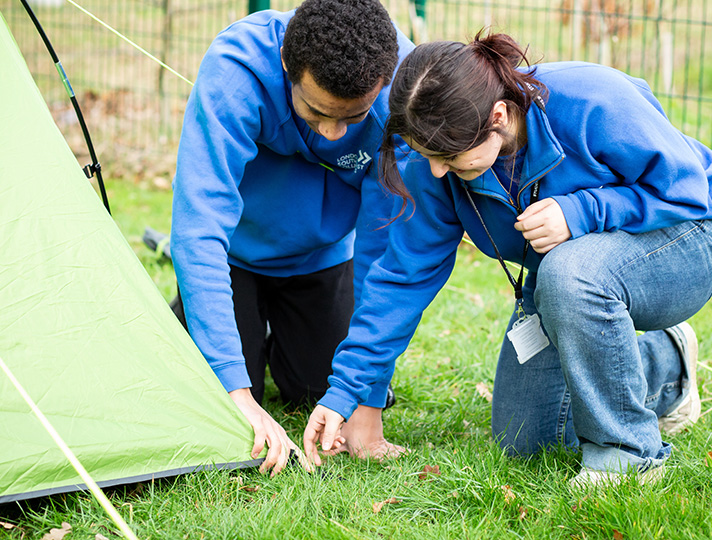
[520,197,557,217]
[292,445,315,473]
[320,444,351,457]
[520,224,547,242]
[303,422,323,467]
[530,237,560,254]
[259,432,282,475]
[270,440,290,477]
[516,212,547,233]
[251,428,266,459]
[320,417,342,452]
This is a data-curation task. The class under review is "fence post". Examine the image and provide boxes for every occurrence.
[409,0,427,43]
[158,0,173,142]
[248,0,270,13]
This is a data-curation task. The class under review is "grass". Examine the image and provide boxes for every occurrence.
[1,179,712,539]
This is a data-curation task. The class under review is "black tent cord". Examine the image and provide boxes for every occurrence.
[20,0,111,215]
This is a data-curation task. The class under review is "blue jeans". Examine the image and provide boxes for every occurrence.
[491,220,712,472]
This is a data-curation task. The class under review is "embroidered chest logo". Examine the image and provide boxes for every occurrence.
[337,150,371,172]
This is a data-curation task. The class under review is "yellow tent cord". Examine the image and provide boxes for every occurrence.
[0,356,140,540]
[64,0,194,87]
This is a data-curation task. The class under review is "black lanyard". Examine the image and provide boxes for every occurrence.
[462,179,540,313]
[462,85,545,314]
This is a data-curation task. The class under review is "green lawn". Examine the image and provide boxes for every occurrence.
[1,179,711,540]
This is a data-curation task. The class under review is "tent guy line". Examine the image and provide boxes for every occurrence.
[0,355,140,540]
[64,0,194,87]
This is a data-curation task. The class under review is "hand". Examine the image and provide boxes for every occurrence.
[303,404,346,466]
[304,404,407,466]
[514,198,571,253]
[229,388,311,476]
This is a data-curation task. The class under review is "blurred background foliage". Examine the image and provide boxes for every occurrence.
[1,0,710,185]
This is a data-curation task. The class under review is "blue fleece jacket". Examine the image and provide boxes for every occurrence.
[170,10,414,395]
[319,61,712,419]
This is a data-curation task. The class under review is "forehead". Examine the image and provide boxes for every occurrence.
[294,70,382,119]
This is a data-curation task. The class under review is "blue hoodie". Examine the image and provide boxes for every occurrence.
[171,10,414,394]
[319,61,712,419]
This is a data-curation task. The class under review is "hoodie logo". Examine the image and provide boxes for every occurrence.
[337,150,372,172]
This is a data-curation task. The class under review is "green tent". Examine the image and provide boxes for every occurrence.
[0,11,258,503]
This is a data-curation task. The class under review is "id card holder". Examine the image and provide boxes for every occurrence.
[507,313,549,364]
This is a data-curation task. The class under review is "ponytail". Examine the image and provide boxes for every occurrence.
[379,29,547,221]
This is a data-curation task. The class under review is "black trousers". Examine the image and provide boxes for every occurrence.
[172,260,354,405]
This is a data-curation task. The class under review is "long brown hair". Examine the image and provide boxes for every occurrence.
[380,30,547,219]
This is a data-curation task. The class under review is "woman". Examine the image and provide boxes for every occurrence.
[304,32,712,486]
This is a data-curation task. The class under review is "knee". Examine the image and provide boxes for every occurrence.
[534,243,609,321]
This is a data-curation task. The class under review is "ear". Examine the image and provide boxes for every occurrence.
[491,100,509,127]
[280,47,288,73]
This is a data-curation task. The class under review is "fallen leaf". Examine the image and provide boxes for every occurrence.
[500,485,516,504]
[1,522,16,530]
[517,506,528,520]
[613,530,624,540]
[706,451,712,467]
[418,464,441,480]
[476,382,493,402]
[42,522,71,540]
[372,497,401,513]
[243,485,260,492]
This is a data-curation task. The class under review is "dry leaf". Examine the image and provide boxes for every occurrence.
[500,485,516,504]
[613,529,624,540]
[372,497,401,513]
[42,522,71,540]
[517,506,528,520]
[418,464,441,480]
[475,382,493,402]
[706,451,712,467]
[1,522,16,530]
[243,485,260,492]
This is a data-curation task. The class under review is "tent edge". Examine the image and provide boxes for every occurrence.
[0,458,264,504]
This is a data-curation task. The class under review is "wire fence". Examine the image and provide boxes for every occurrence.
[2,0,710,181]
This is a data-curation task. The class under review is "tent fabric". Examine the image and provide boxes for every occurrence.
[0,11,259,504]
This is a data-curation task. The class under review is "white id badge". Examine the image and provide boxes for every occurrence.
[507,314,550,364]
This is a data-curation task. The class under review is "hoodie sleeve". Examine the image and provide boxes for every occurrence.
[550,69,711,238]
[318,156,465,419]
[171,39,270,393]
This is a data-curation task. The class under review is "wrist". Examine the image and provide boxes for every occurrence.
[229,387,256,405]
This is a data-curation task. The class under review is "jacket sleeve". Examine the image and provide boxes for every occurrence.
[318,156,465,419]
[351,172,394,306]
[551,74,711,238]
[171,52,266,393]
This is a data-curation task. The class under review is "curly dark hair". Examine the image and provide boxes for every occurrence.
[282,0,399,99]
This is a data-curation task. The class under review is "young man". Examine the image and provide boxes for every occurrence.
[171,0,413,475]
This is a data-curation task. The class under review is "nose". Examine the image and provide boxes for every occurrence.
[427,157,449,178]
[317,119,348,141]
